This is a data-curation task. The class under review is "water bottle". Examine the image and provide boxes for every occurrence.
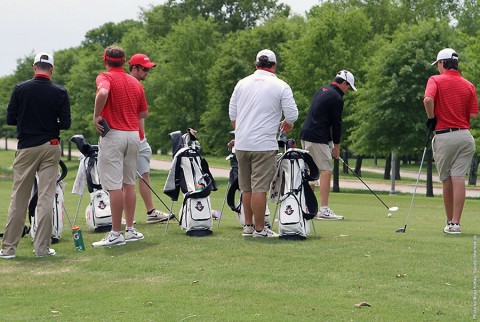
[72,225,85,251]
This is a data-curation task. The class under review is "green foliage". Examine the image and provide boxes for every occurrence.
[82,20,143,48]
[349,19,457,156]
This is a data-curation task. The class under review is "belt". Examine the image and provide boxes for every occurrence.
[434,128,465,135]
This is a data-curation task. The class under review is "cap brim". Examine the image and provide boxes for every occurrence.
[431,60,439,66]
[142,62,156,68]
[350,84,357,91]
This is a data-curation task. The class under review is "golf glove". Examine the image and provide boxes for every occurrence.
[425,117,437,131]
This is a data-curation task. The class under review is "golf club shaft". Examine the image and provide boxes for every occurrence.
[136,171,173,214]
[339,157,391,210]
[217,181,231,228]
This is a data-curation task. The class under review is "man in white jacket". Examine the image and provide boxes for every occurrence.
[229,49,298,238]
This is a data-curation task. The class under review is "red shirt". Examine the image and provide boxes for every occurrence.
[424,70,478,130]
[96,67,148,131]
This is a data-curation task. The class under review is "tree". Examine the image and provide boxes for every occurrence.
[82,20,143,48]
[144,17,222,154]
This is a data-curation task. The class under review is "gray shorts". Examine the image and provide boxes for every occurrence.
[98,129,140,190]
[236,150,277,193]
[301,140,331,171]
[432,129,475,181]
[137,139,152,176]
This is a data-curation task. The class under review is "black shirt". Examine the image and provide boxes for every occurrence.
[300,83,344,145]
[7,75,71,149]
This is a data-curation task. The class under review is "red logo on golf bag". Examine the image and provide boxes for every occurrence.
[195,201,204,212]
[284,205,294,216]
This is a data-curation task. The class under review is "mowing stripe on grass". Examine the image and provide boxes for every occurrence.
[474,234,478,320]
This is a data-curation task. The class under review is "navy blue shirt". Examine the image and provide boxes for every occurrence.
[300,83,344,145]
[7,74,71,149]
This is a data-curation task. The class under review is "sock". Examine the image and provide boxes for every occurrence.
[111,231,121,236]
[126,226,134,231]
[147,209,156,215]
[321,206,328,211]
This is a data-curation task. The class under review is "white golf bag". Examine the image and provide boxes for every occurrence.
[164,129,217,236]
[270,148,319,240]
[71,135,112,232]
[29,160,68,244]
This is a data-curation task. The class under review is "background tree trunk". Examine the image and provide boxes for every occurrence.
[384,153,391,180]
[333,158,340,192]
[342,151,349,174]
[354,155,363,176]
[468,154,478,185]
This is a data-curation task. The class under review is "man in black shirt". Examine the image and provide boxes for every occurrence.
[0,52,71,258]
[300,70,356,220]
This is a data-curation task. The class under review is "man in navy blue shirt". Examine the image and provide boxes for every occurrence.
[300,70,356,220]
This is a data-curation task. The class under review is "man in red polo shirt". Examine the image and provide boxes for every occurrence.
[424,48,478,235]
[92,45,148,247]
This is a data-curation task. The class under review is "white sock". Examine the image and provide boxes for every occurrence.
[126,226,134,231]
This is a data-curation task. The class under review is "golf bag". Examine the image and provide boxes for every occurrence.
[270,147,319,240]
[164,129,217,236]
[28,160,68,244]
[71,135,112,232]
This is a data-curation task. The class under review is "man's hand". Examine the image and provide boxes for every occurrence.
[280,120,294,133]
[425,117,437,131]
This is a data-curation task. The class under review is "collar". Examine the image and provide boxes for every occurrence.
[443,69,461,76]
[330,82,345,96]
[254,69,277,77]
[108,67,126,73]
[34,73,51,80]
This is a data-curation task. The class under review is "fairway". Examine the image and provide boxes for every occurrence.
[0,155,478,321]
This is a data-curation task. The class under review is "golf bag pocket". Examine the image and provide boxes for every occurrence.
[85,190,112,231]
[30,181,65,244]
[278,192,309,239]
[180,195,213,236]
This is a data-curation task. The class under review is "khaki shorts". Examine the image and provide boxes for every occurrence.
[98,129,140,190]
[236,150,277,193]
[137,138,152,176]
[301,140,331,171]
[432,129,475,181]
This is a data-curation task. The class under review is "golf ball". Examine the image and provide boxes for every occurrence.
[388,213,392,218]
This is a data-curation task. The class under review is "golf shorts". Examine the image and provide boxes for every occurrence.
[301,140,331,171]
[137,138,152,176]
[432,129,475,181]
[98,129,140,190]
[236,150,277,193]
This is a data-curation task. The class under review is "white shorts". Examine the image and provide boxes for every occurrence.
[301,140,332,171]
[137,139,152,176]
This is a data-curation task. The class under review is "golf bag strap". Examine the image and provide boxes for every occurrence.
[58,160,68,182]
[86,157,102,193]
[184,175,213,199]
[226,177,241,213]
[302,152,319,181]
[200,157,217,191]
[302,179,318,220]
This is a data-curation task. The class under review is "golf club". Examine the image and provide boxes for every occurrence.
[339,157,399,213]
[136,171,176,222]
[396,123,434,233]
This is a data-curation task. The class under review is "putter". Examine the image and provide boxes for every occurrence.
[339,157,399,213]
[396,123,434,233]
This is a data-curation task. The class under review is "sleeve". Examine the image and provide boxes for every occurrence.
[6,85,18,126]
[58,88,71,130]
[281,84,298,124]
[96,73,111,92]
[424,77,437,99]
[470,85,479,115]
[229,83,239,121]
[330,99,344,144]
[137,84,148,113]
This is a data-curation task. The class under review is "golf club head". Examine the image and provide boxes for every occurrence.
[395,225,407,233]
[389,206,399,212]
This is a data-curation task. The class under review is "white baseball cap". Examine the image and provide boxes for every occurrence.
[256,49,276,64]
[431,48,458,65]
[33,52,54,67]
[336,70,356,91]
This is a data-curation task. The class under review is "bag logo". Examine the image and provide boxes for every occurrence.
[284,205,294,216]
[195,201,204,211]
[98,200,107,210]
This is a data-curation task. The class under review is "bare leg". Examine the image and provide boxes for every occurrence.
[320,170,332,207]
[138,172,154,212]
[123,184,137,227]
[109,189,123,232]
[451,176,466,224]
[251,192,267,231]
[242,192,253,226]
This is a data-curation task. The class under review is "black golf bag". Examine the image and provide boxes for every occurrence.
[71,135,112,232]
[270,147,319,240]
[164,129,217,236]
[28,160,68,244]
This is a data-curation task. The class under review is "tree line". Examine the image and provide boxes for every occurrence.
[1,0,480,185]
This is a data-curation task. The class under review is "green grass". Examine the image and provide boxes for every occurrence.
[0,151,479,321]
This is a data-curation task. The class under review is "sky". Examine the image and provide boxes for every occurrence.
[0,0,320,77]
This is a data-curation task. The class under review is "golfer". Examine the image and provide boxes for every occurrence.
[229,49,298,238]
[424,48,478,234]
[300,70,357,220]
[128,53,170,224]
[92,45,148,247]
[1,52,71,258]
